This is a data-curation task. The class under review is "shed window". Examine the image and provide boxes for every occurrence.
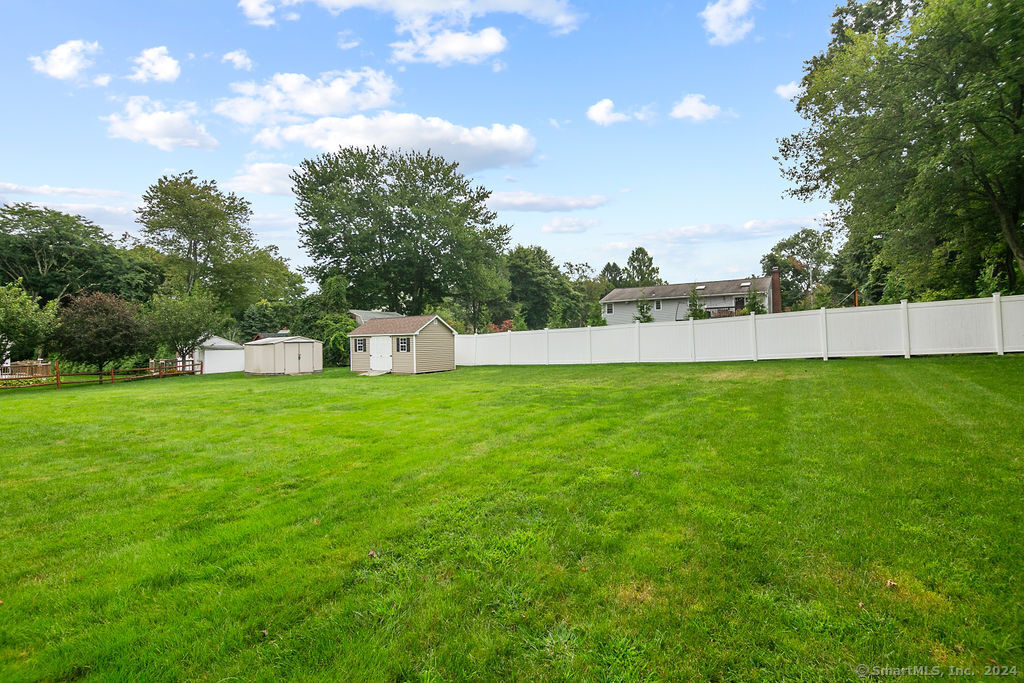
[654,300,662,310]
[397,337,410,352]
[605,303,614,314]
[354,338,366,352]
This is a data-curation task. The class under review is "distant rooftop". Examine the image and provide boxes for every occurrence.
[600,276,771,303]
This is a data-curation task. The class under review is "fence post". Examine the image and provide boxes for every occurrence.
[820,307,829,361]
[689,318,696,362]
[474,332,478,366]
[55,360,61,389]
[993,292,1005,356]
[750,311,758,362]
[634,321,641,363]
[507,329,512,366]
[110,368,115,384]
[587,326,593,364]
[900,299,911,358]
[545,328,550,365]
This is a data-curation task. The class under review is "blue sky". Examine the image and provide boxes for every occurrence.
[0,0,836,284]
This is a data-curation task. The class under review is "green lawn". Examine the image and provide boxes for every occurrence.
[1,357,1022,680]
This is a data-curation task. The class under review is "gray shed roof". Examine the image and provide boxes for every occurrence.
[350,309,404,325]
[244,336,319,346]
[600,276,772,303]
[200,335,243,350]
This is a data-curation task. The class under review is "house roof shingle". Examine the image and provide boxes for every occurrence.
[349,309,404,325]
[599,276,772,303]
[349,314,447,337]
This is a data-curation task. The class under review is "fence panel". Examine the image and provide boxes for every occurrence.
[908,297,996,355]
[755,310,821,360]
[510,330,546,365]
[591,325,636,363]
[639,322,692,363]
[475,333,510,365]
[549,328,591,364]
[1000,294,1024,352]
[453,293,1024,367]
[824,304,904,358]
[694,317,753,362]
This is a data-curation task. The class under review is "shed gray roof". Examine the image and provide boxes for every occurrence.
[349,314,455,337]
[244,336,319,346]
[600,276,771,303]
[200,335,243,350]
[350,309,404,325]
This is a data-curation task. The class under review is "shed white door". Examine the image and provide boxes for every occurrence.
[369,336,392,372]
[297,343,314,373]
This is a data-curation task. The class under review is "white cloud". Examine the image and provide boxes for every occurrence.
[0,182,125,199]
[214,68,397,125]
[541,217,597,233]
[774,80,801,100]
[38,203,138,234]
[586,98,652,126]
[647,214,824,244]
[337,30,361,49]
[238,0,277,26]
[28,40,100,80]
[222,49,254,71]
[670,94,722,122]
[488,191,608,211]
[699,0,755,46]
[128,46,181,83]
[254,111,536,171]
[391,27,507,65]
[104,97,218,151]
[93,74,112,86]
[239,0,581,34]
[224,163,296,195]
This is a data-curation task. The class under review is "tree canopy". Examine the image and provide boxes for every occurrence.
[54,292,144,371]
[0,280,56,361]
[778,0,1024,300]
[146,289,225,360]
[0,203,162,303]
[293,146,511,316]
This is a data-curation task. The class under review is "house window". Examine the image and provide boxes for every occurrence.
[397,337,410,352]
[354,338,366,352]
[654,300,662,311]
[605,303,614,314]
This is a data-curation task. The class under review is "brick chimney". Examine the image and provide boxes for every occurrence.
[771,267,782,313]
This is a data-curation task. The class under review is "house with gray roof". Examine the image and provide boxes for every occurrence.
[599,268,781,325]
[349,309,404,326]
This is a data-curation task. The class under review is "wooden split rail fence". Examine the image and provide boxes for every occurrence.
[0,360,203,390]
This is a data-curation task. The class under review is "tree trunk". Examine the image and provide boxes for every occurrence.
[996,206,1024,278]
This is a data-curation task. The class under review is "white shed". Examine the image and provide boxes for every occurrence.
[192,336,244,374]
[244,336,323,376]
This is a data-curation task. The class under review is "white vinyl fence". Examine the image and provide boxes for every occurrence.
[455,293,1024,366]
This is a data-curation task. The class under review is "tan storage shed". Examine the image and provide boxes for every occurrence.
[244,336,323,376]
[349,315,456,374]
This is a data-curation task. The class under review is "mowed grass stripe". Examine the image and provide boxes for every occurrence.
[0,357,1021,680]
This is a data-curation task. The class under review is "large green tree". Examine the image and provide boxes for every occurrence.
[623,247,664,287]
[54,292,144,371]
[292,146,510,315]
[137,171,254,294]
[0,203,162,303]
[760,228,835,309]
[778,0,1024,299]
[507,245,562,329]
[0,280,56,362]
[145,289,225,360]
